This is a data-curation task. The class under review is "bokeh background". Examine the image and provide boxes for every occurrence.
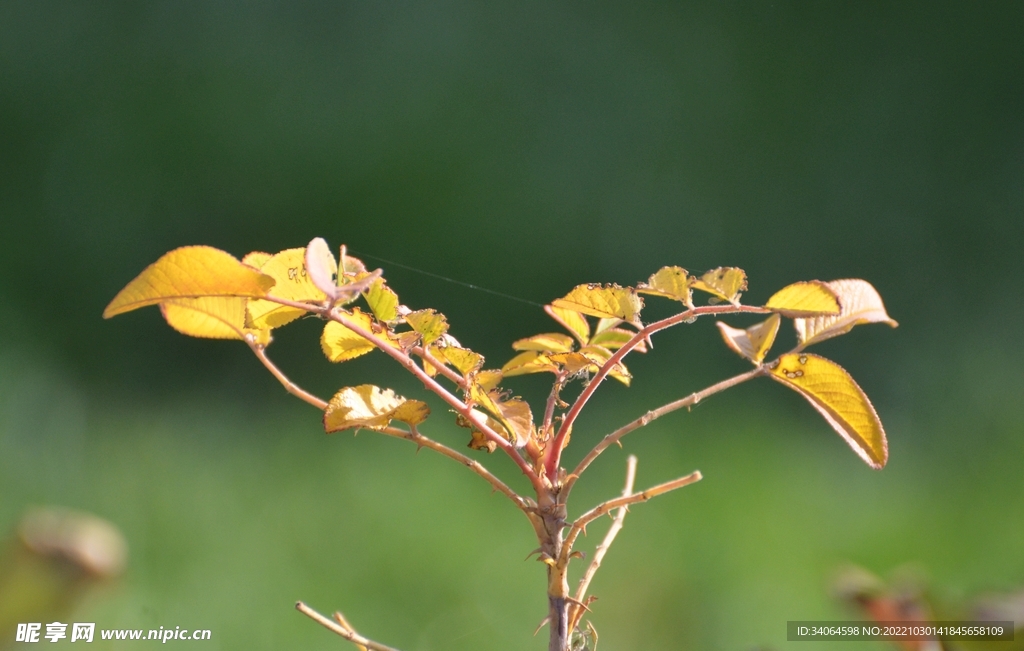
[2,2,1022,649]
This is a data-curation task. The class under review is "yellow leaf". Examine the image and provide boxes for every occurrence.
[637,266,693,305]
[767,353,888,469]
[548,352,599,376]
[794,279,898,347]
[247,248,327,329]
[501,351,559,377]
[363,277,400,323]
[551,284,644,322]
[456,409,501,453]
[321,309,377,362]
[161,297,259,342]
[438,344,485,376]
[465,384,522,446]
[764,281,841,318]
[473,370,503,391]
[716,314,781,364]
[104,246,275,318]
[589,327,645,352]
[691,267,747,304]
[579,345,631,385]
[512,333,576,354]
[491,396,535,447]
[404,309,449,346]
[544,304,590,344]
[323,385,429,432]
[241,251,273,268]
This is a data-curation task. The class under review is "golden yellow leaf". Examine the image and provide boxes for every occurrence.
[579,345,631,385]
[768,353,887,469]
[794,279,898,347]
[501,351,558,377]
[456,409,501,453]
[404,309,449,346]
[691,267,747,303]
[715,314,781,364]
[104,246,275,318]
[321,309,377,362]
[323,385,429,432]
[544,305,590,344]
[764,281,840,318]
[465,384,522,446]
[363,277,400,323]
[637,266,693,305]
[551,284,644,322]
[491,396,535,447]
[161,297,257,342]
[512,333,576,354]
[247,247,326,329]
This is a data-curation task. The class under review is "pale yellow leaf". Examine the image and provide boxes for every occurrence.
[691,267,748,303]
[501,351,559,377]
[579,345,631,385]
[305,237,339,298]
[512,333,576,354]
[439,345,485,376]
[768,353,887,469]
[321,309,377,362]
[104,246,275,318]
[544,305,590,344]
[323,385,429,432]
[794,279,898,347]
[716,313,781,364]
[491,397,534,447]
[363,277,400,323]
[548,352,599,376]
[551,284,644,322]
[473,370,503,391]
[764,281,841,318]
[241,251,273,268]
[404,309,449,346]
[247,248,326,329]
[589,327,646,352]
[637,266,693,305]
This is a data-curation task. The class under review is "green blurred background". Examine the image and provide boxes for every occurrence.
[1,2,1022,649]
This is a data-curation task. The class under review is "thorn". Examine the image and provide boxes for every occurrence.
[524,547,544,561]
[569,550,586,561]
[533,616,550,636]
[614,440,623,448]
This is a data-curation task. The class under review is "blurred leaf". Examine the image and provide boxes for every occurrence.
[637,266,693,305]
[247,247,326,329]
[764,281,841,318]
[716,314,781,364]
[545,305,591,344]
[473,370,503,391]
[404,309,449,346]
[579,345,631,385]
[438,344,484,376]
[104,246,275,318]
[491,396,535,447]
[548,352,599,376]
[456,409,501,453]
[589,327,646,352]
[692,267,747,304]
[768,353,888,469]
[551,284,644,322]
[304,237,339,298]
[363,277,400,323]
[795,279,899,347]
[241,251,273,268]
[321,309,377,362]
[512,333,576,354]
[323,385,429,432]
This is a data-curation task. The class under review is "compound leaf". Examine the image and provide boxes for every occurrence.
[551,284,643,323]
[323,385,429,432]
[691,267,747,304]
[321,309,377,362]
[104,246,275,318]
[768,353,887,469]
[794,279,898,347]
[512,333,576,354]
[764,281,841,318]
[716,313,781,364]
[637,266,693,305]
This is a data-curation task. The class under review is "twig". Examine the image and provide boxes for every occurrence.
[567,454,638,633]
[545,304,771,481]
[542,371,567,441]
[562,365,766,499]
[246,338,329,411]
[296,601,401,651]
[563,470,703,553]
